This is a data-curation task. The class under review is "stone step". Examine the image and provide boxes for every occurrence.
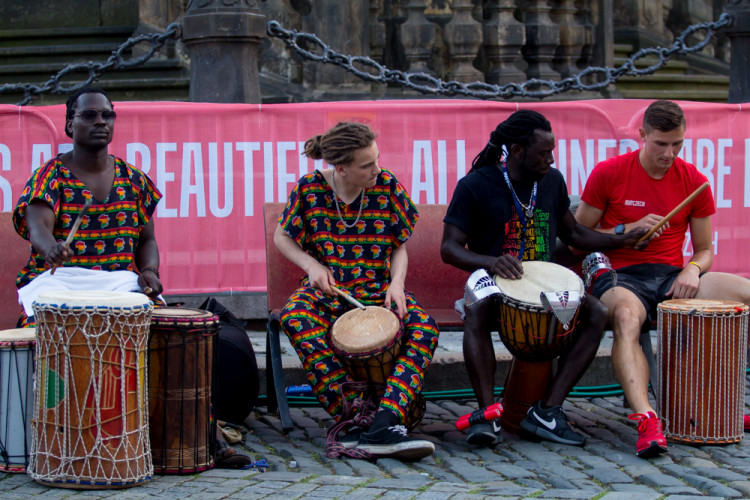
[250,329,641,398]
[0,58,186,84]
[0,24,187,104]
[0,77,190,105]
[0,25,137,47]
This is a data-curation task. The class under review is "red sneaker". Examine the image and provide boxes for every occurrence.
[628,411,668,458]
[744,415,750,432]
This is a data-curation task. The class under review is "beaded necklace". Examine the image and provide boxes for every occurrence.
[332,170,365,229]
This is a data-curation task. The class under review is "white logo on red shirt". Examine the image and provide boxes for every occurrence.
[624,200,646,207]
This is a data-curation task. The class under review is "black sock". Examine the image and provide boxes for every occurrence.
[368,409,399,432]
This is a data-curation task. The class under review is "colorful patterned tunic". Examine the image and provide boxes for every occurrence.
[279,169,439,422]
[13,156,162,289]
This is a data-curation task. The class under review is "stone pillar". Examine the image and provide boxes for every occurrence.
[300,0,371,97]
[592,0,614,68]
[612,0,671,49]
[483,0,526,85]
[370,0,386,63]
[401,0,436,74]
[182,0,267,103]
[575,0,595,68]
[132,0,186,58]
[521,0,560,80]
[444,0,483,82]
[727,0,750,103]
[550,0,587,78]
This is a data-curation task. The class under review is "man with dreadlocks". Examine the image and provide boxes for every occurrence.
[441,110,649,447]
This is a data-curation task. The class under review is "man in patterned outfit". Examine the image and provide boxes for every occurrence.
[13,86,162,326]
[275,122,438,460]
[13,87,251,468]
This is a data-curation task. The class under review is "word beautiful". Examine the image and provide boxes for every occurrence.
[0,137,744,218]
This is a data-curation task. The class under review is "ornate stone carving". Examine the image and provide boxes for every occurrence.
[401,0,437,74]
[520,0,560,80]
[483,0,526,84]
[550,0,585,78]
[444,0,483,82]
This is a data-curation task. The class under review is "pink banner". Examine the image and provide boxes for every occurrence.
[2,99,749,294]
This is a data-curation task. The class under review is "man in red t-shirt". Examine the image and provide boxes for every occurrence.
[576,100,750,458]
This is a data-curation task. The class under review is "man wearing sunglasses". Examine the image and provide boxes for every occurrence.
[12,86,255,469]
[13,86,163,323]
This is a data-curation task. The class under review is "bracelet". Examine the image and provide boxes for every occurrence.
[140,266,160,278]
[688,261,702,274]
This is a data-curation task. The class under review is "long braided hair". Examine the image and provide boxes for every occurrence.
[470,110,552,173]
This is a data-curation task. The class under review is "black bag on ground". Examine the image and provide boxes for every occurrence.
[200,297,259,424]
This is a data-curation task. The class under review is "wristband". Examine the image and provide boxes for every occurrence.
[140,266,160,278]
[688,261,702,274]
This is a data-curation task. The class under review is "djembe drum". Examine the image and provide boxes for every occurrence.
[148,307,218,474]
[330,306,425,430]
[493,262,584,434]
[30,291,153,489]
[494,261,584,362]
[0,328,35,473]
[657,299,748,444]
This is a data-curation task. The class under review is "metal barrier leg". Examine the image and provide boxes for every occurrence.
[266,313,293,432]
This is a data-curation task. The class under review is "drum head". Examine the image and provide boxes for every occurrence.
[494,261,583,306]
[34,290,151,309]
[331,306,400,354]
[0,328,35,343]
[658,298,749,315]
[151,307,218,326]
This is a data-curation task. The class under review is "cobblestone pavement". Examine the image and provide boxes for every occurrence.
[2,387,750,499]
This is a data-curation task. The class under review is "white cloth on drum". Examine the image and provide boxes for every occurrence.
[464,269,502,308]
[17,267,151,316]
[539,290,582,329]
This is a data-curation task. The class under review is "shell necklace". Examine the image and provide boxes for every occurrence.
[331,170,365,229]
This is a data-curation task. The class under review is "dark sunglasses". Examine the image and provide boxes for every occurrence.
[74,109,117,122]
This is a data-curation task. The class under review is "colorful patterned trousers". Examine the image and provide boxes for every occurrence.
[281,285,439,423]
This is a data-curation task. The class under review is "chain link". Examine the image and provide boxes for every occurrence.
[0,11,732,105]
[267,12,731,99]
[0,23,181,106]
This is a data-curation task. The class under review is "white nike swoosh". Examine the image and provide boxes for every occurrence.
[492,420,502,433]
[533,410,557,431]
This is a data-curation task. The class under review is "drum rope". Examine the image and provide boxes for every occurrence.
[325,381,380,462]
[29,304,153,486]
[658,306,748,444]
[0,341,35,471]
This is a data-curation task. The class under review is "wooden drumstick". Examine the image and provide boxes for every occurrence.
[331,286,367,310]
[50,198,93,275]
[636,182,710,244]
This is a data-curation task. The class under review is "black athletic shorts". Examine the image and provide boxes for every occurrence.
[591,263,684,323]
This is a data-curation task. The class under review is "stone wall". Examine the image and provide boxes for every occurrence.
[0,0,138,30]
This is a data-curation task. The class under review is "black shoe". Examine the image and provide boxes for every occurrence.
[356,425,434,460]
[520,402,585,446]
[339,427,364,449]
[466,420,502,447]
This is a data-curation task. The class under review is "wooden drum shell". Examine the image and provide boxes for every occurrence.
[657,299,748,445]
[148,308,218,474]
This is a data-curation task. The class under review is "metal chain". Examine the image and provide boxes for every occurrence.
[0,10,732,105]
[267,12,732,99]
[0,23,181,106]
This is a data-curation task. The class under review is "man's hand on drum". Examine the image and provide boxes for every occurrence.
[44,241,74,269]
[308,261,337,295]
[666,265,701,299]
[138,270,163,299]
[385,280,408,318]
[490,255,524,280]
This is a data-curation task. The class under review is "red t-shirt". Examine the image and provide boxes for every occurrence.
[581,150,715,269]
